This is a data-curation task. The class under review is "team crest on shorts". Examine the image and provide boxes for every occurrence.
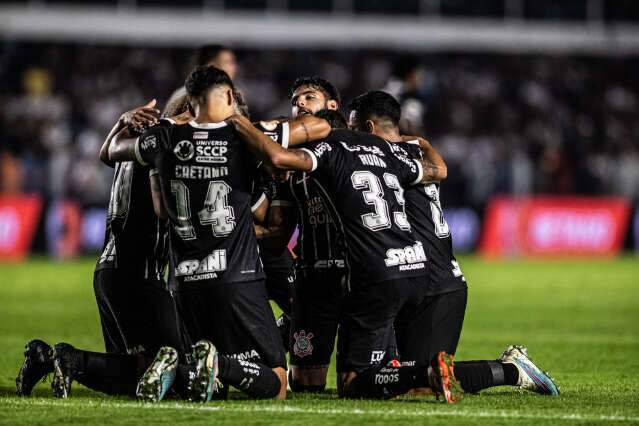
[293,330,314,358]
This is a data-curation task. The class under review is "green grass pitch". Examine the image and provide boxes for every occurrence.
[0,256,638,425]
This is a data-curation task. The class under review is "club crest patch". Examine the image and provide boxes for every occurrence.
[293,330,314,358]
[174,140,194,161]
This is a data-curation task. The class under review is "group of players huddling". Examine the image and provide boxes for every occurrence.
[16,46,559,403]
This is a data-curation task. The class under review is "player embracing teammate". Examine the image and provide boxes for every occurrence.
[16,63,559,403]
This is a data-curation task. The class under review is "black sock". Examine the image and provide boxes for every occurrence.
[217,355,281,399]
[70,349,142,396]
[454,361,519,393]
[344,365,429,399]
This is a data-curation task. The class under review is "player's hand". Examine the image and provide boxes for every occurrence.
[225,114,253,131]
[401,135,432,149]
[120,99,160,131]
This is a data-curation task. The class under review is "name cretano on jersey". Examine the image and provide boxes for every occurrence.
[384,241,427,271]
[175,249,227,281]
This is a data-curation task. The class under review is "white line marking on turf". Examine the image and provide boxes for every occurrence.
[1,398,638,423]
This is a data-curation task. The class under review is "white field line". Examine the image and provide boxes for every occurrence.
[1,398,638,423]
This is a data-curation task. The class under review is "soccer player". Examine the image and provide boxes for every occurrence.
[165,44,238,115]
[272,77,347,393]
[228,113,464,402]
[109,65,287,402]
[16,101,187,398]
[347,90,559,396]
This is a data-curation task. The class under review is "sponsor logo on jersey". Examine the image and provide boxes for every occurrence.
[371,351,386,363]
[314,259,345,269]
[293,330,314,358]
[340,142,385,156]
[306,196,333,225]
[140,135,157,150]
[193,131,208,139]
[195,140,228,163]
[384,241,427,271]
[175,249,227,280]
[174,140,195,161]
[312,142,332,158]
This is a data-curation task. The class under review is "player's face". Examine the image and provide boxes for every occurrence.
[208,50,238,80]
[291,86,335,117]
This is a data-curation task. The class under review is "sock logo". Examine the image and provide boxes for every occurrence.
[293,330,314,358]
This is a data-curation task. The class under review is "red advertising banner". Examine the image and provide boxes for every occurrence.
[480,196,631,257]
[0,195,43,261]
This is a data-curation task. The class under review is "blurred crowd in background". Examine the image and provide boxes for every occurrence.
[1,42,638,209]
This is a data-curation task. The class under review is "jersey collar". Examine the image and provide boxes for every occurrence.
[188,120,228,129]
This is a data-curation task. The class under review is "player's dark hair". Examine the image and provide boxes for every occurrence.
[291,76,341,106]
[195,44,232,66]
[315,109,347,129]
[185,65,235,106]
[348,91,401,130]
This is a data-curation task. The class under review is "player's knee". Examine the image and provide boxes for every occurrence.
[289,367,328,393]
[338,371,359,398]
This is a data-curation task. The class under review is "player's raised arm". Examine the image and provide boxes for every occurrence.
[99,100,160,166]
[287,115,330,147]
[402,135,447,182]
[227,114,315,172]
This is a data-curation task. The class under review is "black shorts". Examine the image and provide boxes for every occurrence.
[263,260,295,316]
[394,288,467,366]
[93,269,185,356]
[289,269,345,368]
[174,279,286,369]
[336,277,425,373]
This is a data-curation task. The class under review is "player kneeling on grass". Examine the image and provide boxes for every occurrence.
[346,90,560,398]
[109,65,289,402]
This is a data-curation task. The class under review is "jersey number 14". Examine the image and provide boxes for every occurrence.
[170,180,236,240]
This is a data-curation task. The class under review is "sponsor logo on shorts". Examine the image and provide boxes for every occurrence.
[384,241,427,271]
[371,350,386,363]
[293,330,314,358]
[229,350,261,361]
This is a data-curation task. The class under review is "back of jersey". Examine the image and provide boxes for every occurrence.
[96,160,167,282]
[301,129,427,288]
[390,142,467,293]
[136,120,264,286]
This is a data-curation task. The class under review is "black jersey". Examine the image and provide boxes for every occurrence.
[134,119,264,286]
[96,160,168,282]
[389,141,467,294]
[300,129,427,288]
[275,170,346,273]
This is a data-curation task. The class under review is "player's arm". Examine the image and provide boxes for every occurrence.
[402,136,447,182]
[228,115,315,172]
[99,100,160,167]
[149,170,168,221]
[287,115,330,147]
